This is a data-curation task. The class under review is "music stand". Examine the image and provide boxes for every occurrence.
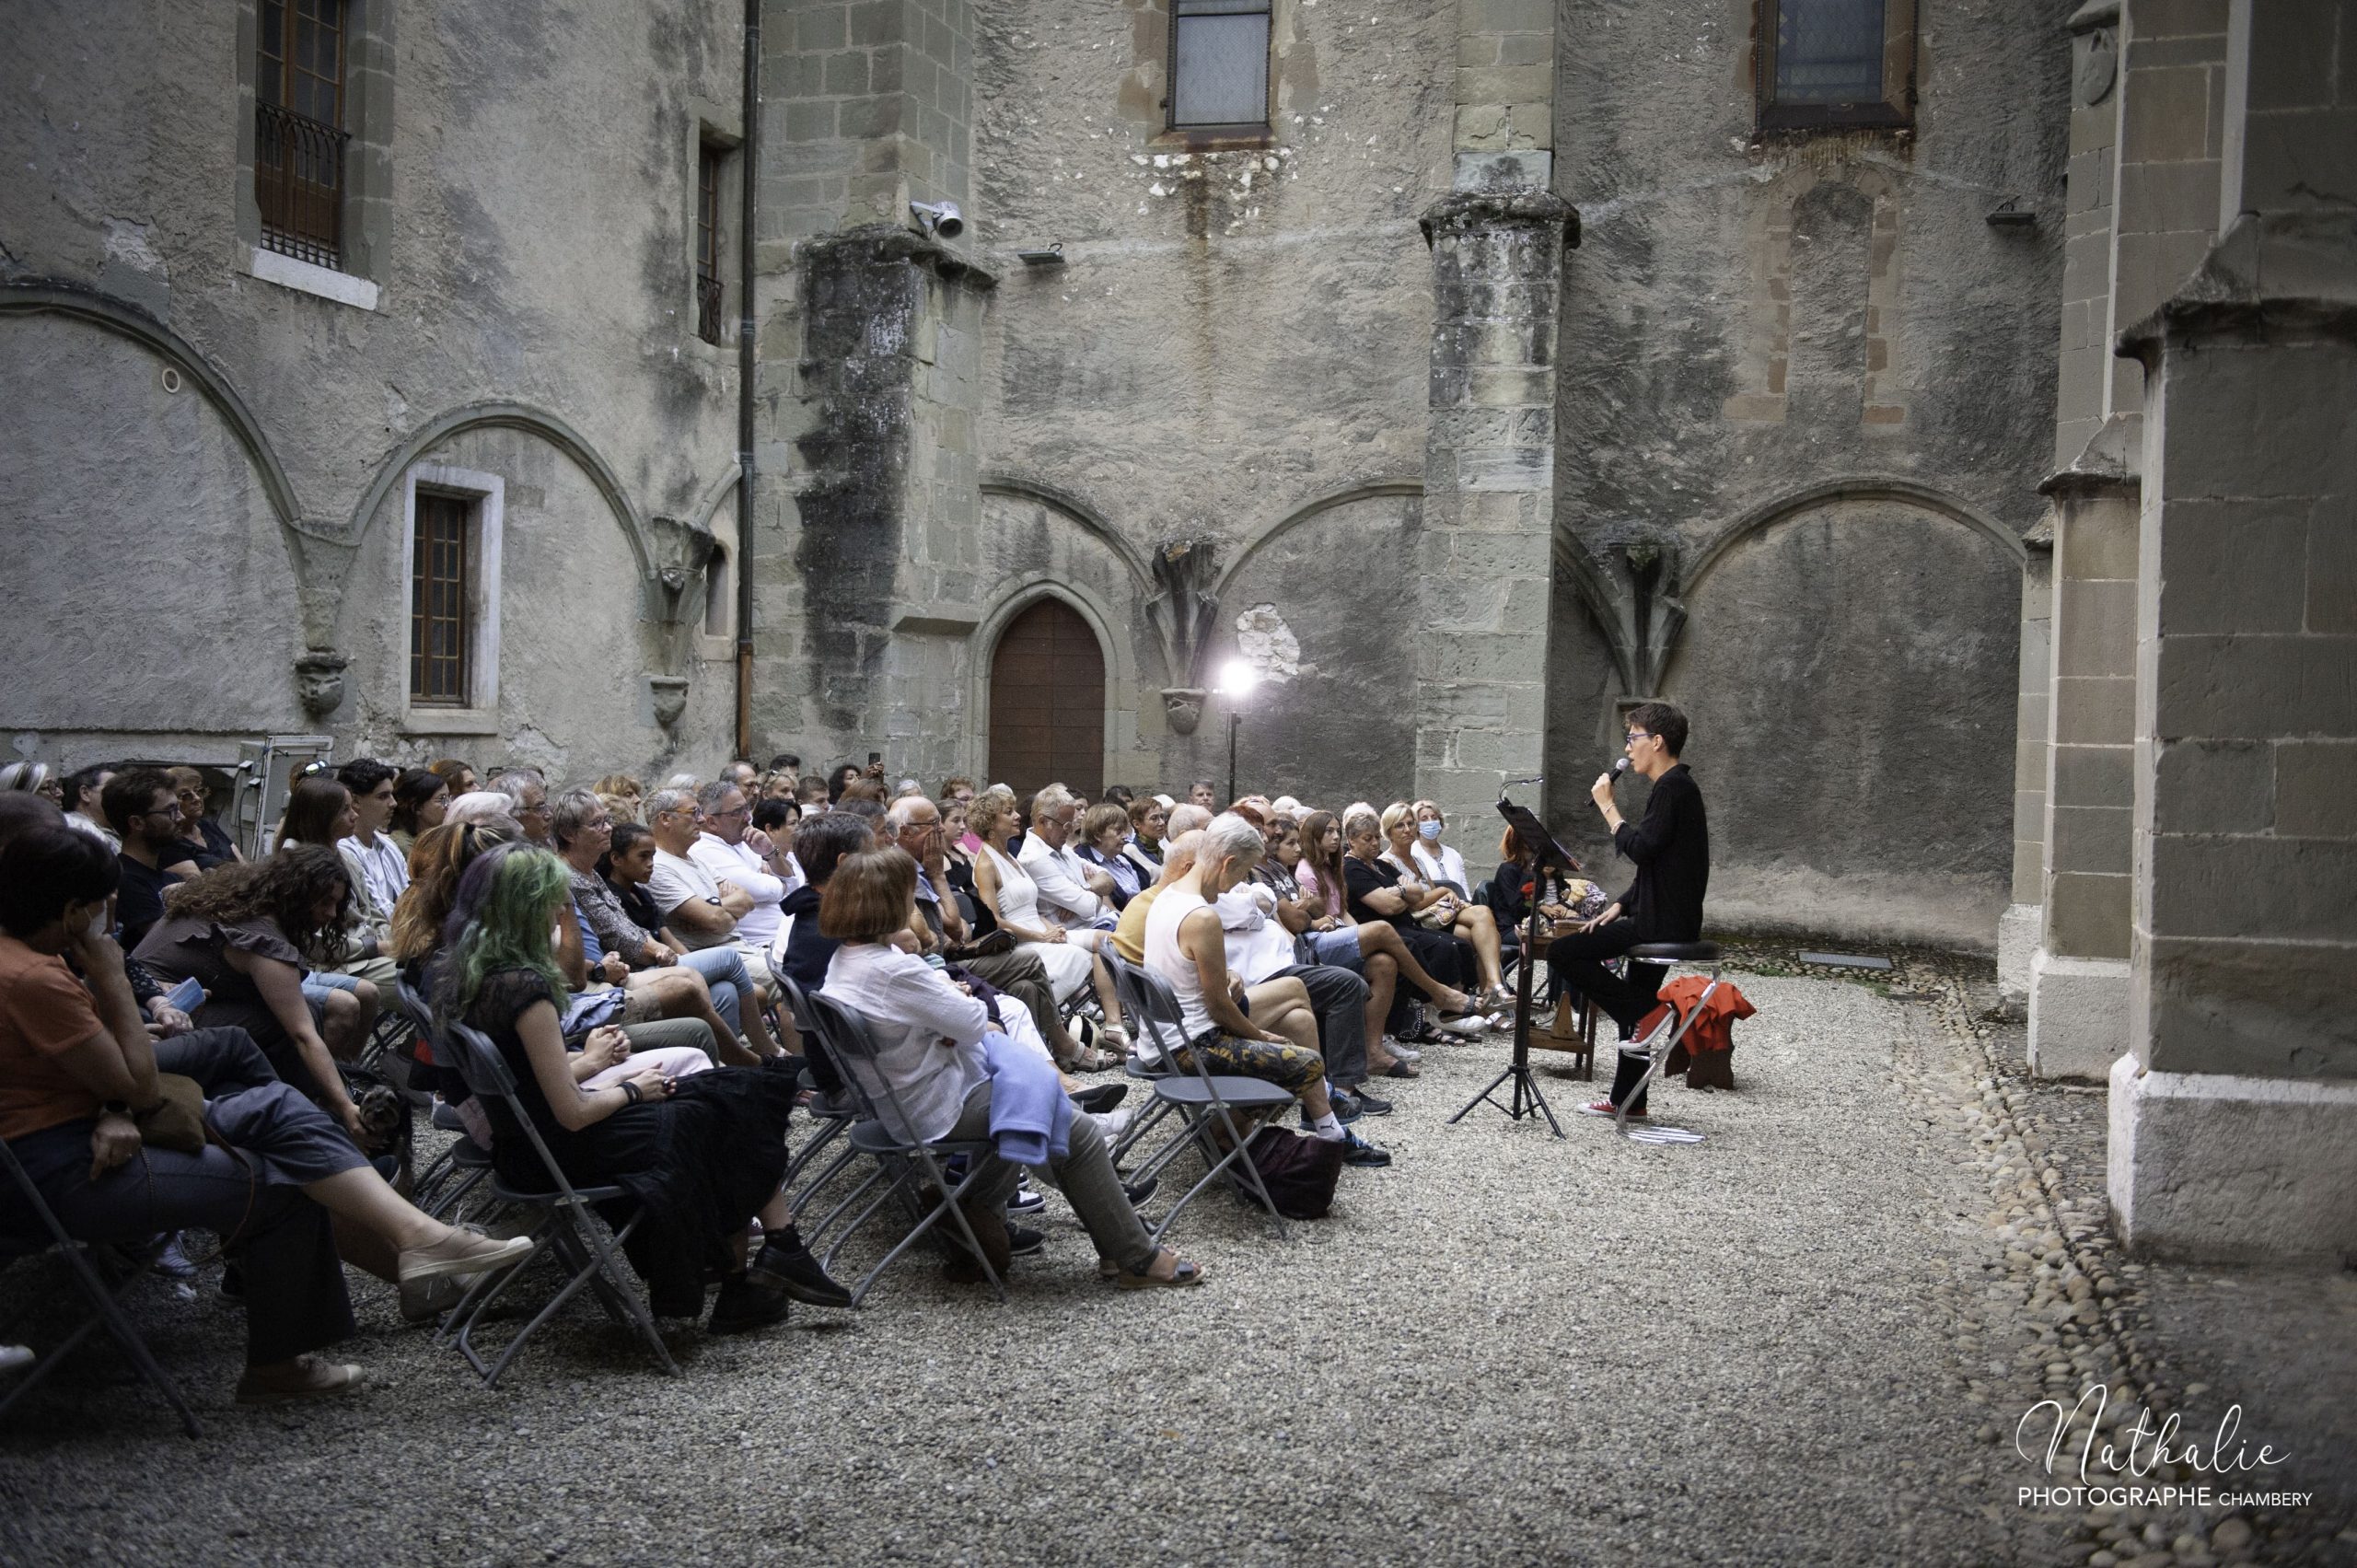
[1448,788,1578,1137]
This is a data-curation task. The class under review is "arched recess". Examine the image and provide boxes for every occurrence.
[0,283,307,535]
[1687,477,2026,594]
[1212,478,1423,604]
[691,470,739,656]
[966,578,1127,797]
[979,474,1154,596]
[346,401,659,580]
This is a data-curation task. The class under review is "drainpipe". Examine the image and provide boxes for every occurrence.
[734,0,761,762]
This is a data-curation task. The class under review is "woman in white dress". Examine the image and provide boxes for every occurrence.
[969,786,1130,1052]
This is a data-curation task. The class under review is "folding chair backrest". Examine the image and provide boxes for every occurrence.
[801,990,936,1149]
[441,1018,589,1204]
[1108,956,1204,1086]
[395,976,441,1047]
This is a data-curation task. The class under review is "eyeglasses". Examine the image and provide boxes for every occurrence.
[1625,731,1654,745]
[583,816,613,831]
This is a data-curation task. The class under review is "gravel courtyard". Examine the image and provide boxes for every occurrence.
[4,956,2351,1567]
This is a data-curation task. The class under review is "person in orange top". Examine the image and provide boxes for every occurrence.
[0,825,529,1403]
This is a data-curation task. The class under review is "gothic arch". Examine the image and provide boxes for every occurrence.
[1212,478,1424,603]
[345,401,657,577]
[0,282,307,532]
[965,577,1132,792]
[1685,478,2026,598]
[979,474,1155,594]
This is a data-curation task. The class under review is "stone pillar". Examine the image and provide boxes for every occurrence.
[1997,538,2052,1011]
[2107,0,2357,1264]
[1415,189,1574,830]
[2028,441,2139,1078]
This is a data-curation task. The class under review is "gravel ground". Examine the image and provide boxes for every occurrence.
[0,958,2344,1567]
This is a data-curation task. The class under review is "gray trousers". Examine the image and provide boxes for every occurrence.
[945,1080,1154,1274]
[1269,963,1371,1090]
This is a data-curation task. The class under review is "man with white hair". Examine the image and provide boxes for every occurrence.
[1016,783,1119,935]
[443,791,518,826]
[484,767,551,845]
[1164,802,1212,840]
[1143,813,1389,1166]
[644,788,756,956]
[688,778,789,978]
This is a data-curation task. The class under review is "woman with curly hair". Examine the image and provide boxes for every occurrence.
[438,842,849,1332]
[131,845,376,1142]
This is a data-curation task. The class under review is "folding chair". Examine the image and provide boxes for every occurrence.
[764,978,874,1224]
[793,989,1009,1306]
[435,1019,680,1386]
[1602,942,1721,1146]
[1106,957,1293,1245]
[0,1138,203,1437]
[393,978,493,1222]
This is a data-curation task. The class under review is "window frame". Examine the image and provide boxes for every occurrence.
[695,142,725,346]
[1166,0,1275,137]
[399,465,505,735]
[1755,0,1917,134]
[254,0,352,268]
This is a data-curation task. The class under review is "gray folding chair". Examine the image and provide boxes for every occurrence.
[393,978,493,1221]
[1106,956,1293,1244]
[765,977,863,1224]
[0,1138,203,1437]
[1604,942,1722,1146]
[794,989,1009,1306]
[435,1019,680,1386]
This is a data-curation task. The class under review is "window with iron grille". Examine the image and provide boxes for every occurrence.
[256,0,352,267]
[410,493,471,706]
[1757,0,1916,132]
[1169,0,1272,131]
[696,144,725,344]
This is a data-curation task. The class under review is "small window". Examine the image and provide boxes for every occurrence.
[256,0,351,267]
[1757,0,1915,132]
[1169,0,1271,131]
[411,492,472,705]
[703,545,731,639]
[696,143,725,345]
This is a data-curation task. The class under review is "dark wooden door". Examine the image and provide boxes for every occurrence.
[988,598,1105,801]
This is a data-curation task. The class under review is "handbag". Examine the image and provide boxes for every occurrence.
[132,1073,208,1156]
[1244,1125,1343,1220]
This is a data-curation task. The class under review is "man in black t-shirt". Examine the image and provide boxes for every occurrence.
[103,769,199,951]
[1544,702,1711,1114]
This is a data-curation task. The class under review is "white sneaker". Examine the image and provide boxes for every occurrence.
[1381,1038,1422,1063]
[0,1344,32,1375]
[1093,1106,1135,1141]
[1436,1014,1487,1039]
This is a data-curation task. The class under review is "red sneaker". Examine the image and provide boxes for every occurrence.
[1578,1099,1647,1119]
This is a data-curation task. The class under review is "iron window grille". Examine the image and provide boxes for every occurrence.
[1168,0,1272,132]
[411,493,471,706]
[255,0,351,267]
[696,144,725,344]
[1757,0,1916,133]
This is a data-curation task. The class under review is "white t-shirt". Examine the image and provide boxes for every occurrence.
[341,831,410,916]
[1215,883,1295,987]
[1410,839,1470,897]
[688,832,784,947]
[648,847,727,951]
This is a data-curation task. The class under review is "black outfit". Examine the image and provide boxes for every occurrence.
[462,967,796,1318]
[1544,763,1711,1110]
[113,853,180,952]
[611,877,668,942]
[772,883,837,992]
[1341,854,1472,991]
[174,818,238,871]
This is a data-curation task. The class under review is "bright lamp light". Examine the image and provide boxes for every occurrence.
[1219,658,1257,696]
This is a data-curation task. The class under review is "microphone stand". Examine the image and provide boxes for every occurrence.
[1450,785,1568,1138]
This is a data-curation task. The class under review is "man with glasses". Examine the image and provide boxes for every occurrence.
[1016,783,1120,934]
[484,767,551,845]
[99,769,199,950]
[1547,701,1711,1118]
[687,779,790,973]
[644,787,761,970]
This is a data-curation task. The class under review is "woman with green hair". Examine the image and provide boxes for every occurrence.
[435,842,848,1334]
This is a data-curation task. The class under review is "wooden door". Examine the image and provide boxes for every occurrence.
[988,598,1105,801]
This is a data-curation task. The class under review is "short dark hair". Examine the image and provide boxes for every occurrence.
[0,826,120,936]
[1104,784,1135,807]
[751,798,797,834]
[101,768,175,836]
[610,820,656,859]
[68,764,113,807]
[1627,701,1689,758]
[795,811,875,888]
[818,847,917,940]
[769,753,801,772]
[337,758,399,797]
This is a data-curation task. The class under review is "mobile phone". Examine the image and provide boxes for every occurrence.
[868,751,881,765]
[166,977,205,1012]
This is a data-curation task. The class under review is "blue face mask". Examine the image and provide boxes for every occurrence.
[1418,820,1443,842]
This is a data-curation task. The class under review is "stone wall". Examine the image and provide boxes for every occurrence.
[1,0,748,785]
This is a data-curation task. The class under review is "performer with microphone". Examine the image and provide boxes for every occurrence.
[1547,702,1710,1117]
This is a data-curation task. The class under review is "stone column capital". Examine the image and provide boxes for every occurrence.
[1418,190,1579,249]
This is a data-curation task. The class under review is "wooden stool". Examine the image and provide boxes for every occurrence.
[1534,993,1596,1079]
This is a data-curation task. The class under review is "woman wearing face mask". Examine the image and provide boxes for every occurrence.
[1407,800,1470,899]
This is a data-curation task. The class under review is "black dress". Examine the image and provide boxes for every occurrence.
[462,968,795,1318]
[1341,855,1472,989]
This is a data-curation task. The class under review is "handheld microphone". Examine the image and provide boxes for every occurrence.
[1608,758,1632,782]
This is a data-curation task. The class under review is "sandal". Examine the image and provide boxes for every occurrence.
[1373,1057,1421,1079]
[1111,1250,1206,1290]
[1060,1045,1122,1074]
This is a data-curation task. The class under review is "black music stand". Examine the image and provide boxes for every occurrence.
[1448,788,1578,1137]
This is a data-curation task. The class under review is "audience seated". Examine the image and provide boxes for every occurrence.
[445,790,519,826]
[643,788,760,963]
[1143,814,1387,1166]
[686,779,794,981]
[102,768,199,951]
[437,842,848,1331]
[486,768,552,846]
[0,825,534,1400]
[1337,807,1496,1025]
[970,786,1129,1051]
[1377,803,1511,1009]
[751,798,806,896]
[1295,809,1482,1046]
[819,847,1202,1288]
[1186,779,1218,808]
[0,763,63,807]
[273,776,399,1009]
[593,773,646,824]
[1073,802,1144,910]
[427,758,478,797]
[166,767,240,870]
[389,766,450,857]
[1121,796,1166,879]
[336,760,410,923]
[767,811,874,992]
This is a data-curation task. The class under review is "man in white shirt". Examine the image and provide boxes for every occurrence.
[64,766,120,851]
[644,786,766,975]
[688,780,788,968]
[1016,783,1119,933]
[334,759,409,921]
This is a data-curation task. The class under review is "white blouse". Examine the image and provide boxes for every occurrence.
[820,942,990,1145]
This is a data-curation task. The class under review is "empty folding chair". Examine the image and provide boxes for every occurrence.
[795,990,1009,1306]
[0,1138,202,1438]
[1106,956,1293,1245]
[434,1019,680,1386]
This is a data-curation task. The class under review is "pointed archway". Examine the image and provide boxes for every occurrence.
[987,598,1105,800]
